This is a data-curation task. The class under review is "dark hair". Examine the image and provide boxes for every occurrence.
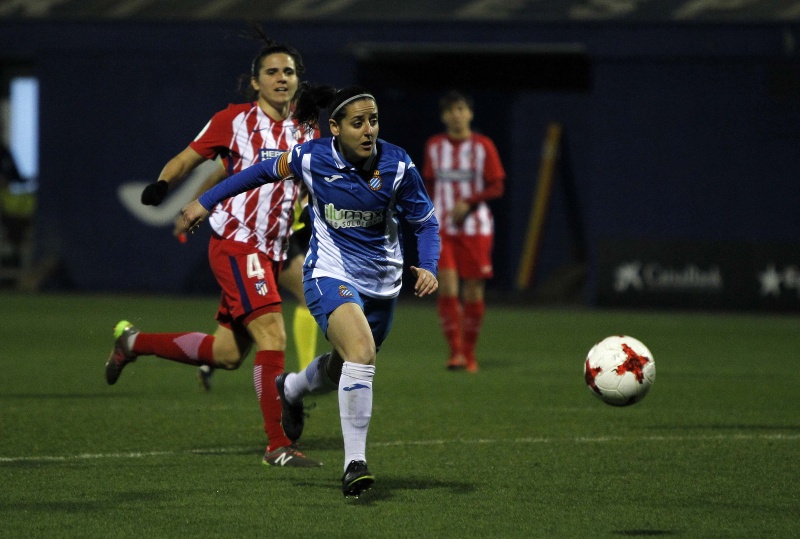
[439,90,473,112]
[238,26,305,101]
[293,84,376,132]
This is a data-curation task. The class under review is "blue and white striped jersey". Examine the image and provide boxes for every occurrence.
[200,137,439,298]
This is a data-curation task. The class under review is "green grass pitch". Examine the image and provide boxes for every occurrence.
[1,292,798,537]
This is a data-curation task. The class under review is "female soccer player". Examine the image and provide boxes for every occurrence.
[422,90,506,373]
[181,85,440,498]
[104,35,321,468]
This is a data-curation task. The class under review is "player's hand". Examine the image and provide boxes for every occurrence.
[451,200,471,226]
[410,266,438,297]
[173,214,189,243]
[181,200,209,234]
[141,180,169,206]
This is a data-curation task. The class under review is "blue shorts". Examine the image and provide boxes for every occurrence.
[303,276,397,351]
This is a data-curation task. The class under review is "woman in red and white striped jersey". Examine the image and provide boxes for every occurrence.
[422,90,506,373]
[105,33,321,468]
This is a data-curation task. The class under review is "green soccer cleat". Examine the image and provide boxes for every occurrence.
[104,320,139,385]
[341,460,375,499]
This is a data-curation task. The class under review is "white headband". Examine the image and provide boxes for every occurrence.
[330,93,375,120]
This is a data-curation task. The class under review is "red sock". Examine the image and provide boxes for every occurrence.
[462,300,485,364]
[437,296,463,358]
[254,350,291,452]
[132,332,215,367]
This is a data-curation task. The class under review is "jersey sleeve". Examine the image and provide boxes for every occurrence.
[421,137,435,194]
[465,135,506,206]
[396,159,440,275]
[188,107,236,161]
[481,136,506,182]
[198,151,292,210]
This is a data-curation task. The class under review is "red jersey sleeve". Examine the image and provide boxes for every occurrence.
[465,134,505,205]
[188,103,249,161]
[421,137,436,197]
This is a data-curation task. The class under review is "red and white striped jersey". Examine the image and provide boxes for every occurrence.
[422,133,505,236]
[189,102,317,261]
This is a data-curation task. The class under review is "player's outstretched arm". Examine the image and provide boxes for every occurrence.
[180,152,294,233]
[142,147,206,206]
[172,161,229,241]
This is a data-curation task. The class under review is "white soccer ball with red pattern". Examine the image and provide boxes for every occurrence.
[584,335,656,406]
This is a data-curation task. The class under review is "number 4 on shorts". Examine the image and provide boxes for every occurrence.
[247,253,265,279]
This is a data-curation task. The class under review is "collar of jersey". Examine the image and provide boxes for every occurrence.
[330,138,378,172]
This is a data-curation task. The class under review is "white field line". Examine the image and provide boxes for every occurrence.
[1,433,797,463]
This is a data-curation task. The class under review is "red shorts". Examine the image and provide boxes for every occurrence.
[208,234,282,328]
[438,234,494,280]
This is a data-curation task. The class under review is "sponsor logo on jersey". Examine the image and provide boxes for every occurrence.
[255,279,269,296]
[369,170,382,191]
[324,203,384,229]
[259,148,285,161]
[437,169,474,182]
[324,174,344,183]
[338,285,354,298]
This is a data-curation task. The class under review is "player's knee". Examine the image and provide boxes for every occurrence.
[211,342,250,370]
[248,313,287,350]
[344,336,376,365]
[214,356,245,370]
[262,327,287,350]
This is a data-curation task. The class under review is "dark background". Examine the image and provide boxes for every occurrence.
[1,11,798,309]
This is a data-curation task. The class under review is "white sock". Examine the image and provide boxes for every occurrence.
[284,353,336,403]
[339,361,375,472]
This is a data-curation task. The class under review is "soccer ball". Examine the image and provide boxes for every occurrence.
[584,335,656,406]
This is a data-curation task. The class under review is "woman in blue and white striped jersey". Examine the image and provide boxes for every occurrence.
[182,85,440,498]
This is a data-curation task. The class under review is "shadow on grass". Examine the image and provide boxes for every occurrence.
[291,474,476,505]
[374,475,475,497]
[0,490,171,514]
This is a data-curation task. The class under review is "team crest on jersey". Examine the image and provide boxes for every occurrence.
[259,149,285,162]
[338,285,354,298]
[255,279,268,296]
[369,170,382,191]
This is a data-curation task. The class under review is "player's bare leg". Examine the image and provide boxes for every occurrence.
[278,254,318,371]
[327,303,376,497]
[198,324,252,390]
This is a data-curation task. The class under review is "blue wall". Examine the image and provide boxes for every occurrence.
[2,20,798,300]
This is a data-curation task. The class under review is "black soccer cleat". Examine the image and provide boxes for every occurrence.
[276,373,305,443]
[341,460,375,499]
